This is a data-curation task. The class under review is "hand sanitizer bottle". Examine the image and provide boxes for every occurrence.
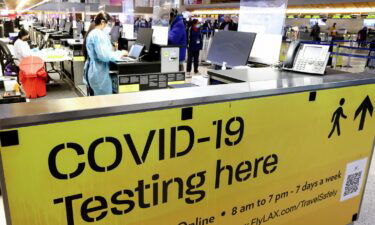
[222,61,227,70]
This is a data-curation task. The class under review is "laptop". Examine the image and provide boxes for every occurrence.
[39,33,49,50]
[119,43,144,62]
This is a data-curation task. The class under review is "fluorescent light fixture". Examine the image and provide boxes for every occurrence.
[16,0,29,10]
[19,0,50,12]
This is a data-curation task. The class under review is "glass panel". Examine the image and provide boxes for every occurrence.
[121,0,135,39]
[238,0,288,65]
[152,0,172,45]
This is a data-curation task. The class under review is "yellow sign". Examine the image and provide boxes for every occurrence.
[168,81,186,85]
[1,84,375,225]
[119,84,140,93]
[73,56,85,62]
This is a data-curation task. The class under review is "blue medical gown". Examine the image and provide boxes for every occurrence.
[84,29,121,95]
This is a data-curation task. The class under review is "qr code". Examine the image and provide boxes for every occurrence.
[343,171,363,197]
[340,158,367,202]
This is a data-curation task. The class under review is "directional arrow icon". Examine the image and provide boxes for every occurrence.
[354,96,374,131]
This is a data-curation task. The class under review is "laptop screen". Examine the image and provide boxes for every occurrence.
[129,44,144,59]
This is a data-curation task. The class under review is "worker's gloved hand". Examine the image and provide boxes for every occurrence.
[113,42,119,50]
[121,50,128,57]
[114,50,128,61]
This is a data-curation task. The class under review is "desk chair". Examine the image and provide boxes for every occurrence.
[0,40,18,78]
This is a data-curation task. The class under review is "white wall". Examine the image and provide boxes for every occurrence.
[285,18,366,33]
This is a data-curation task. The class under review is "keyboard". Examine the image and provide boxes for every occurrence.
[117,57,136,62]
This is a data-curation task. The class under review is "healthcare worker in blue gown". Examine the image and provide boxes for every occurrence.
[83,12,126,96]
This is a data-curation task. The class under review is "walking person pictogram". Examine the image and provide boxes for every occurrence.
[328,98,347,138]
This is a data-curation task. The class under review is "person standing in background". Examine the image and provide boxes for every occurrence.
[358,27,368,47]
[14,16,21,29]
[168,8,187,63]
[203,20,213,38]
[219,15,237,31]
[327,23,338,67]
[208,20,214,37]
[139,17,148,28]
[134,17,140,32]
[186,19,203,78]
[310,23,321,42]
[329,23,338,40]
[213,20,219,30]
[213,20,219,36]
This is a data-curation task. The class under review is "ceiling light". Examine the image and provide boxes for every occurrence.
[19,0,50,13]
[16,0,29,11]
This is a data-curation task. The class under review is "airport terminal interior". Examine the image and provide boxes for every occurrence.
[1,0,375,225]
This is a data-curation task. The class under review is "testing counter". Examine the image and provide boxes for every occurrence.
[1,68,375,225]
[207,67,347,84]
[110,61,185,93]
[60,39,85,91]
[0,80,26,105]
[48,39,185,95]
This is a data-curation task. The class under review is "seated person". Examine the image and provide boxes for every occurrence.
[14,29,32,66]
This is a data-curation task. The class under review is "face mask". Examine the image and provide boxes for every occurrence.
[103,25,111,35]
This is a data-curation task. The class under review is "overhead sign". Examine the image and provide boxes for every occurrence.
[333,14,342,19]
[1,84,375,225]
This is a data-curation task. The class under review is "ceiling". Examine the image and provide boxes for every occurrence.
[4,0,375,12]
[3,0,44,10]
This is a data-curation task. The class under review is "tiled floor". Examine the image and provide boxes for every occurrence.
[355,151,375,225]
[29,69,80,102]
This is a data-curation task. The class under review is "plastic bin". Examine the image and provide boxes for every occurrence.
[19,56,47,99]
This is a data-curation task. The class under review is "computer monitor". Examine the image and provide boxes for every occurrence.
[137,28,153,52]
[64,22,72,33]
[129,44,144,59]
[207,31,257,68]
[249,34,282,65]
[39,33,49,50]
[59,20,66,30]
[44,33,49,42]
[110,26,121,43]
[76,22,83,35]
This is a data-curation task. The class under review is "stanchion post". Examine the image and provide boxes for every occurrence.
[334,43,339,68]
[344,41,353,68]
